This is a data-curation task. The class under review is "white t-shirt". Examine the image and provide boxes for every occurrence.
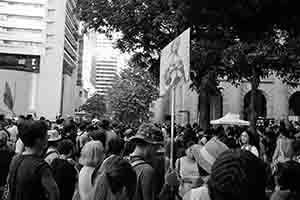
[183,186,211,200]
[241,144,259,157]
[79,166,95,200]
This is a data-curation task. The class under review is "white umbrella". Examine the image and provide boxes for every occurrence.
[210,113,250,126]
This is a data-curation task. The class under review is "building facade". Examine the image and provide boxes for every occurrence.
[89,33,120,95]
[0,0,83,120]
[154,76,300,126]
[94,57,118,95]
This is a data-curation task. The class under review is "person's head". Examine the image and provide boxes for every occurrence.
[281,129,293,139]
[208,149,267,200]
[292,139,300,156]
[47,129,62,147]
[88,128,106,149]
[273,161,300,197]
[101,120,110,130]
[79,140,105,167]
[57,139,74,157]
[0,130,8,148]
[26,114,33,121]
[40,116,46,121]
[79,123,87,132]
[20,120,48,156]
[93,156,136,200]
[106,137,124,156]
[182,129,198,158]
[63,123,77,136]
[130,123,163,161]
[240,130,254,145]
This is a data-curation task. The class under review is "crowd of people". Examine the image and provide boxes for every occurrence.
[0,113,300,200]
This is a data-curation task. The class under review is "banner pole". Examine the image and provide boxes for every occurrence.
[170,86,176,169]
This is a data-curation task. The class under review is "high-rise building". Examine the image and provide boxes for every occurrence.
[0,0,84,120]
[94,57,118,95]
[89,33,120,95]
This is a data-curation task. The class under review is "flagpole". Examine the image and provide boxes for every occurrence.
[170,86,176,169]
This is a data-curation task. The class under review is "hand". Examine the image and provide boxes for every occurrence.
[165,169,179,187]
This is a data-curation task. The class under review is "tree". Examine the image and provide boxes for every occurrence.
[107,66,159,124]
[80,94,106,117]
[78,0,300,130]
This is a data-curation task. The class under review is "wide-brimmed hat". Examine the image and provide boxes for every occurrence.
[48,130,62,142]
[191,137,229,174]
[129,123,163,145]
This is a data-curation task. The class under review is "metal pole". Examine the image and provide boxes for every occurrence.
[170,86,176,169]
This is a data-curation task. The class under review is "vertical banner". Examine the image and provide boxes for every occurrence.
[160,28,190,96]
[159,28,190,169]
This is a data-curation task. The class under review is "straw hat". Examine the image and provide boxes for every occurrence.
[47,130,62,142]
[191,137,229,174]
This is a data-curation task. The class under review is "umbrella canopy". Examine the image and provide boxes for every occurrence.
[210,113,250,126]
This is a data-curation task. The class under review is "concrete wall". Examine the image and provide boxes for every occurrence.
[36,0,67,120]
[0,70,33,116]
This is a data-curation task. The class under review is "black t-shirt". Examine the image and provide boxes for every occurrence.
[8,154,50,200]
[51,158,77,200]
[0,148,14,186]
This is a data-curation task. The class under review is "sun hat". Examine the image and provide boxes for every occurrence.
[191,137,229,174]
[129,123,163,145]
[92,118,100,125]
[47,129,62,142]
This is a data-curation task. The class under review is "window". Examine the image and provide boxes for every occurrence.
[0,15,8,21]
[0,53,40,73]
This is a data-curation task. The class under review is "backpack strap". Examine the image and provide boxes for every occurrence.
[131,160,147,168]
[2,127,10,138]
[177,158,181,178]
[44,150,59,159]
[8,155,25,200]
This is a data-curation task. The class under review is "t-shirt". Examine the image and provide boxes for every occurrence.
[8,154,51,200]
[51,158,77,200]
[130,156,156,200]
[0,148,14,186]
[183,186,211,200]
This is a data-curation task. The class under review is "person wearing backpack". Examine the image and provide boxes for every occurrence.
[50,139,77,200]
[128,123,164,200]
[44,130,61,165]
[7,120,59,200]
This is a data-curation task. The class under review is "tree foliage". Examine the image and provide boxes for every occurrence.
[107,66,159,124]
[78,0,300,129]
[80,94,106,117]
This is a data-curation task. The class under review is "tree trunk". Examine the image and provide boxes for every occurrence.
[250,67,260,135]
[199,90,210,130]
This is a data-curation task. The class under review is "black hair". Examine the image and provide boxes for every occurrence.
[26,114,33,120]
[105,157,137,198]
[18,115,25,120]
[39,116,46,121]
[57,139,74,155]
[63,123,77,133]
[0,114,5,121]
[274,161,300,198]
[242,130,256,146]
[88,129,106,149]
[79,123,87,131]
[292,140,300,155]
[101,120,110,130]
[107,138,124,156]
[20,121,48,148]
